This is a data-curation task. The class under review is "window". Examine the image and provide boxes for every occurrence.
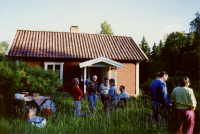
[44,62,64,84]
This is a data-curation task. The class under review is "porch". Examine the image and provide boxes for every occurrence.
[79,57,124,94]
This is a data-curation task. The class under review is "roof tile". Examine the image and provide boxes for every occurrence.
[7,30,148,61]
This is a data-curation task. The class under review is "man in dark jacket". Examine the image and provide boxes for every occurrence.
[150,71,172,126]
[87,75,98,114]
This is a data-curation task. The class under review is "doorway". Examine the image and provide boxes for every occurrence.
[90,67,102,86]
[89,67,109,89]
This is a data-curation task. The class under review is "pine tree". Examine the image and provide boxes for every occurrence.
[139,36,151,84]
[150,42,157,60]
[158,40,164,54]
[139,36,151,58]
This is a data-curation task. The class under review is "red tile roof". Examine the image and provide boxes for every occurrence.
[7,30,148,61]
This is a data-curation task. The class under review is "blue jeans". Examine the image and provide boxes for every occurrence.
[74,101,81,116]
[88,93,97,113]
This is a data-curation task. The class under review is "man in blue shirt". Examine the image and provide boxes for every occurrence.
[107,78,118,102]
[150,71,172,126]
[106,78,118,113]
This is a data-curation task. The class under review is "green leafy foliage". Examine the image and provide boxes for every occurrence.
[190,11,200,34]
[0,58,61,98]
[139,36,151,84]
[0,41,9,56]
[139,36,151,58]
[150,42,157,60]
[100,21,114,35]
[139,12,200,100]
[162,32,187,76]
[166,76,182,95]
[140,78,154,95]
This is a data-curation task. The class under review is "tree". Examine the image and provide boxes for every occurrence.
[190,11,200,52]
[148,41,165,79]
[190,11,200,34]
[139,13,200,97]
[139,36,151,58]
[100,21,114,35]
[150,42,157,60]
[139,36,151,84]
[162,32,186,76]
[0,41,9,56]
[148,42,158,79]
[158,40,164,54]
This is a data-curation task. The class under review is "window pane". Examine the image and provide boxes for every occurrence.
[55,65,60,71]
[47,65,53,70]
[55,65,60,79]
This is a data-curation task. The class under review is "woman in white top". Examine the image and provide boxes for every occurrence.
[99,78,110,110]
[171,77,196,134]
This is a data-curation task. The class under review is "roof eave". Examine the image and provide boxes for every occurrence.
[79,57,124,68]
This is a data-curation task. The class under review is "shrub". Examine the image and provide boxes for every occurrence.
[140,78,154,95]
[0,57,61,98]
[166,76,182,94]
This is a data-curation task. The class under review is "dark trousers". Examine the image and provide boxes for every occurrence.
[101,94,107,113]
[101,94,107,105]
[152,102,170,126]
[175,109,195,134]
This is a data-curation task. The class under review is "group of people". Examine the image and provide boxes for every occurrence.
[72,71,197,134]
[72,75,129,116]
[150,71,197,134]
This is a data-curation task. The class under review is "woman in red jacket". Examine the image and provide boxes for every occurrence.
[72,78,83,116]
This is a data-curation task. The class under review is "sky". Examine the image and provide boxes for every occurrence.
[0,0,199,49]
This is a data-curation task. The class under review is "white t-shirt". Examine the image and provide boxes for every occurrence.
[99,83,110,96]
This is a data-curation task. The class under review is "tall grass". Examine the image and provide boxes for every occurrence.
[0,92,198,134]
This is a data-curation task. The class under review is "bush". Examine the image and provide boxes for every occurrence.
[0,57,61,98]
[166,76,182,94]
[140,78,154,95]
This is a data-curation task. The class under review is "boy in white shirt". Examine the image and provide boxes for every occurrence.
[99,78,110,113]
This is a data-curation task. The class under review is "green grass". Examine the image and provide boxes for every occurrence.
[0,92,198,134]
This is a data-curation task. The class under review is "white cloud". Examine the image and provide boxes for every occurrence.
[163,23,182,33]
[163,19,183,33]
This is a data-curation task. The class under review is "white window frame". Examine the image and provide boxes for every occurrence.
[44,62,64,85]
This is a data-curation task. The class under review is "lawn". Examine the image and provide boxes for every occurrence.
[0,92,199,134]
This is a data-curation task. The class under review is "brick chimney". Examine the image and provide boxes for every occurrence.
[70,26,79,33]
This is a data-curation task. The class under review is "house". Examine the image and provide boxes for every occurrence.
[6,26,148,95]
